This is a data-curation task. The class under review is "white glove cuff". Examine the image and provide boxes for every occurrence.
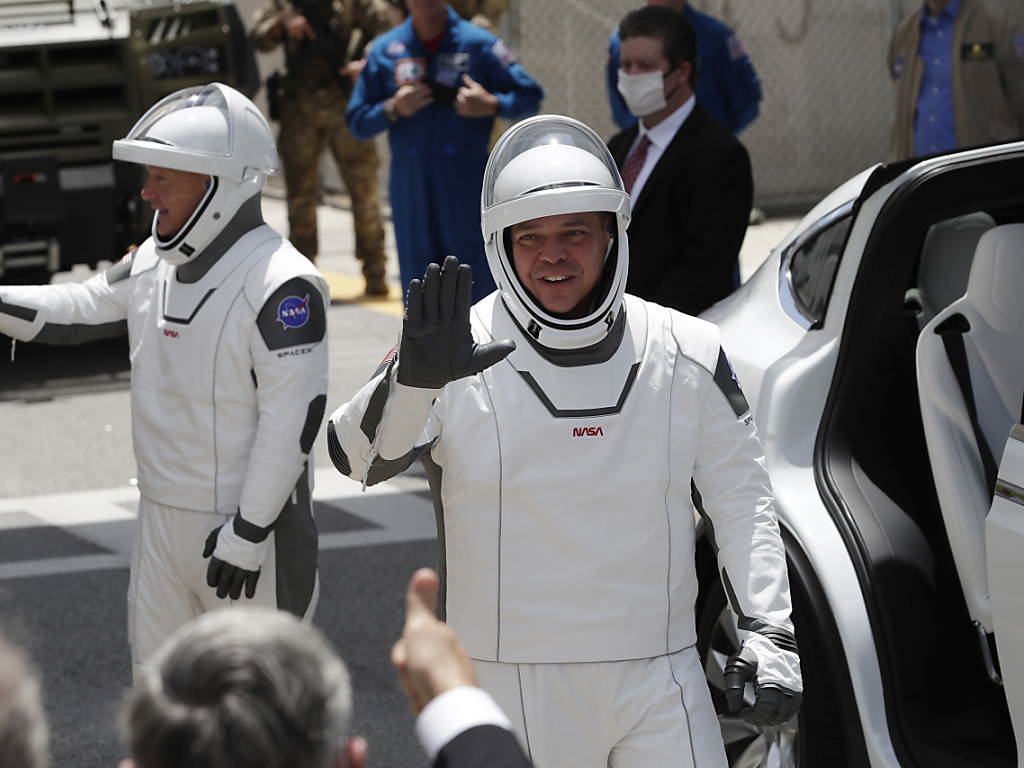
[377,378,442,460]
[745,632,803,693]
[213,516,272,572]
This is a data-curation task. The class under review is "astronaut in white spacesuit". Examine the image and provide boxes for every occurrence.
[327,115,800,767]
[0,84,329,675]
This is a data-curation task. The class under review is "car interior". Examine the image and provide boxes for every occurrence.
[813,153,1024,768]
[916,223,1024,642]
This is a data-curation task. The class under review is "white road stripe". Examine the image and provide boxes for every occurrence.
[0,467,435,580]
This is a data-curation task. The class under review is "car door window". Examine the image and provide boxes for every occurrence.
[785,214,852,328]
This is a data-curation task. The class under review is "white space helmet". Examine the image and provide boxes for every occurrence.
[481,115,630,350]
[113,83,277,265]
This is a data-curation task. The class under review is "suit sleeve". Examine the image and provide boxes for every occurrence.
[714,31,762,134]
[478,37,544,120]
[327,349,442,486]
[346,45,393,140]
[435,726,532,768]
[416,686,524,767]
[0,253,136,344]
[235,276,330,533]
[684,335,801,692]
[653,136,752,315]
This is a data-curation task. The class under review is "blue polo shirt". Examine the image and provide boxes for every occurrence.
[914,0,959,155]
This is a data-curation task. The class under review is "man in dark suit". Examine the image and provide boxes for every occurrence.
[120,570,530,768]
[608,5,753,317]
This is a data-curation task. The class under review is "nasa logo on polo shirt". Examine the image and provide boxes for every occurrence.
[385,39,406,58]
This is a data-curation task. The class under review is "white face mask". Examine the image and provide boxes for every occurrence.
[616,69,668,117]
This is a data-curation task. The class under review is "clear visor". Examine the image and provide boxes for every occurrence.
[127,85,232,157]
[483,116,623,210]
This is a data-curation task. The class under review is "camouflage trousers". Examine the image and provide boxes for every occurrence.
[278,77,387,291]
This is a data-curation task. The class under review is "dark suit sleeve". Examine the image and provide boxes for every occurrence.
[434,725,532,768]
[651,135,752,316]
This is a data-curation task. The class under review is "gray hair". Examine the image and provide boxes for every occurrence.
[0,633,48,768]
[122,608,351,768]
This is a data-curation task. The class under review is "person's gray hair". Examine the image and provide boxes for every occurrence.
[0,633,48,768]
[122,608,351,768]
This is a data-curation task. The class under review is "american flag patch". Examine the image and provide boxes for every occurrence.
[1014,30,1024,58]
[727,34,748,61]
[380,345,398,367]
[491,39,515,67]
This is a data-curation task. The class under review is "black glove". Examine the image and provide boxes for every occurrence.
[724,645,802,727]
[203,525,261,601]
[397,255,515,389]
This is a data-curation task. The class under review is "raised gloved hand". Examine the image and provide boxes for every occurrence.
[397,255,515,389]
[724,644,802,727]
[202,519,264,601]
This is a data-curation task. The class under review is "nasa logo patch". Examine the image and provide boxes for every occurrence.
[385,40,407,58]
[395,57,426,85]
[277,294,311,329]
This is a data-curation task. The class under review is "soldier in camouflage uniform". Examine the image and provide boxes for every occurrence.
[253,0,392,295]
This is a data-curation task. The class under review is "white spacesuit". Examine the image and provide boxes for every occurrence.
[0,84,329,672]
[328,116,800,767]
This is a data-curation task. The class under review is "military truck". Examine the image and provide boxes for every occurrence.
[0,0,258,283]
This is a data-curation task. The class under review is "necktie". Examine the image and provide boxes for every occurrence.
[620,134,651,195]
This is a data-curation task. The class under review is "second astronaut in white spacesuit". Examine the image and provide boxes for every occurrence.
[0,84,329,674]
[328,115,800,767]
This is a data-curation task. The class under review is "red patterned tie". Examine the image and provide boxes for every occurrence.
[620,134,651,195]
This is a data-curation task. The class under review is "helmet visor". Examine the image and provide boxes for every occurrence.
[483,117,623,210]
[126,85,232,157]
[482,117,629,241]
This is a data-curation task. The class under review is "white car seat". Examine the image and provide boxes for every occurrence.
[909,212,996,330]
[917,223,1024,633]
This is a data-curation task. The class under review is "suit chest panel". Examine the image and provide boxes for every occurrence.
[130,259,253,404]
[436,304,701,545]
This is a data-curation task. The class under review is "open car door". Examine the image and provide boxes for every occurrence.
[987,421,1024,765]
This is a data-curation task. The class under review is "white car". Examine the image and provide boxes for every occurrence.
[698,140,1024,768]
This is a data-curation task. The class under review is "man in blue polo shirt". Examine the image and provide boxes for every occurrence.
[347,0,543,303]
[606,0,762,134]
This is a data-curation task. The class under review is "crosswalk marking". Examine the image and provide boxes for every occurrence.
[0,468,435,580]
